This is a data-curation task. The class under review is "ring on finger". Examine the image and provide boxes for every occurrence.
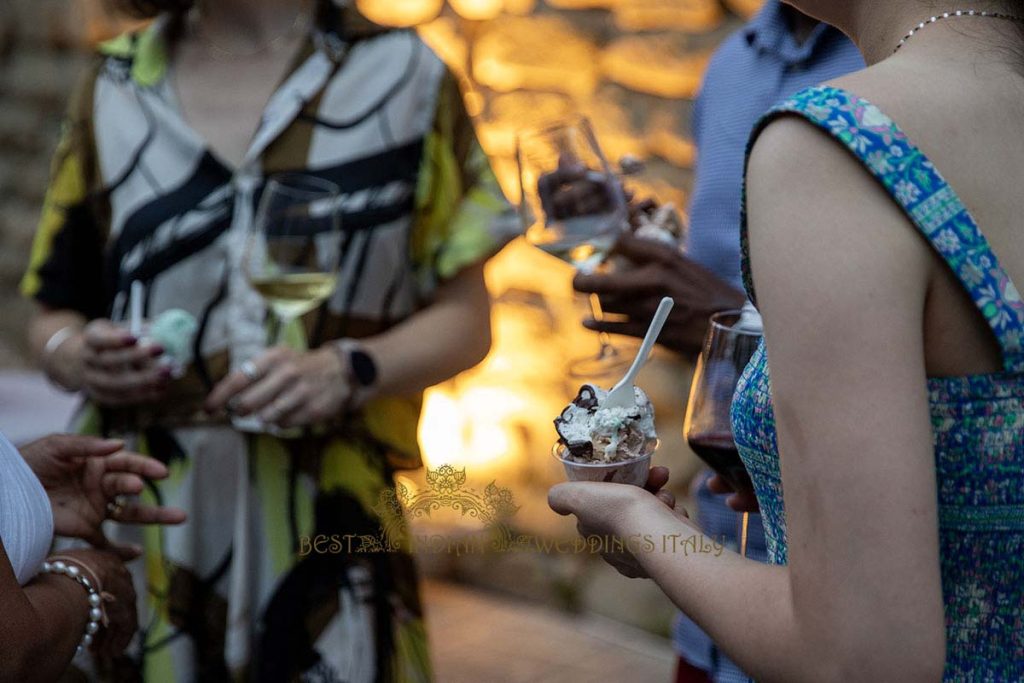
[240,360,262,383]
[106,496,127,520]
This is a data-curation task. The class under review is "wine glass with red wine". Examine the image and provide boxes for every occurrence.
[683,309,762,556]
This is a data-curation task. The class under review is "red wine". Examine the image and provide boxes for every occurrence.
[687,432,755,496]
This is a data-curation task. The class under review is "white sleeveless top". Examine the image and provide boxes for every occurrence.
[0,432,53,585]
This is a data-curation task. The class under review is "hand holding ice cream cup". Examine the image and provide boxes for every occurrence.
[553,383,659,486]
[552,297,673,487]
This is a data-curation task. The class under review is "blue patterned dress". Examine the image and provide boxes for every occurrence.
[731,86,1024,680]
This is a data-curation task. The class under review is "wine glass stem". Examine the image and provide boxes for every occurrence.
[740,511,749,558]
[588,293,615,354]
[274,314,294,347]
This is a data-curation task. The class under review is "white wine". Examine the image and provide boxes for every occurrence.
[250,272,337,320]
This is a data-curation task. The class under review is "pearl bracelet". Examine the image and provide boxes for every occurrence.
[41,559,105,656]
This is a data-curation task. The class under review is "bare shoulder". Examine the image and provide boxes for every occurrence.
[745,89,932,319]
[747,60,926,226]
[822,63,941,136]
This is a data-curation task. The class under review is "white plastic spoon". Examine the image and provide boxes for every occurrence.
[604,296,674,410]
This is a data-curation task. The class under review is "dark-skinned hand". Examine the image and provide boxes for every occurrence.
[574,233,746,356]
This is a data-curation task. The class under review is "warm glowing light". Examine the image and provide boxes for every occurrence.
[473,16,599,97]
[355,0,444,27]
[381,0,707,487]
[417,239,600,475]
[418,17,469,73]
[449,0,503,21]
[503,0,538,15]
[724,0,764,19]
[614,0,724,33]
[601,37,711,99]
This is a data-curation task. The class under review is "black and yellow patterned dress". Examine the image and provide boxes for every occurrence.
[21,7,515,681]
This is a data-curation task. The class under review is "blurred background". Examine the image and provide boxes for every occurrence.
[0,1,760,680]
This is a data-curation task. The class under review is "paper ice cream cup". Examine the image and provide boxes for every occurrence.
[552,439,659,487]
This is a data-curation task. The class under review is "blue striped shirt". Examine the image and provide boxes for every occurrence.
[685,1,866,291]
[674,3,864,681]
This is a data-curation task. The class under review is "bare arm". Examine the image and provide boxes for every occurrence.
[553,118,946,682]
[362,261,492,396]
[29,306,169,403]
[0,538,88,682]
[27,307,87,391]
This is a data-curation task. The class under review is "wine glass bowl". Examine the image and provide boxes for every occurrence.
[517,118,628,273]
[684,309,762,554]
[516,117,631,379]
[243,174,343,328]
[683,310,761,496]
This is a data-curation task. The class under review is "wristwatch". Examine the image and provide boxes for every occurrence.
[334,338,378,404]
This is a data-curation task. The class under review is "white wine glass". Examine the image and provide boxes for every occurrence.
[238,173,343,434]
[517,117,630,379]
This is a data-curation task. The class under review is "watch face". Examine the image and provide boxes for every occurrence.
[350,349,377,387]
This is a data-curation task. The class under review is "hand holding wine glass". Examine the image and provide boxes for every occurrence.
[245,174,343,329]
[517,117,630,378]
[206,174,346,434]
[683,307,763,553]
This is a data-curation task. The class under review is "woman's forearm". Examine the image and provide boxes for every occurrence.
[0,542,88,681]
[361,262,491,396]
[28,307,87,391]
[622,503,844,683]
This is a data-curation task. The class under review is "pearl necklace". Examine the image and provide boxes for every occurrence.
[894,9,1024,53]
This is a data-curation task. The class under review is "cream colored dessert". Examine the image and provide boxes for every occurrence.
[554,383,657,463]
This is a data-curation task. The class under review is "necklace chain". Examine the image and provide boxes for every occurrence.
[894,9,1024,54]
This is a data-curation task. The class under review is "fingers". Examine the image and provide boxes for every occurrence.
[573,266,664,297]
[233,363,300,416]
[643,467,680,511]
[582,319,651,338]
[114,502,188,526]
[611,233,682,266]
[643,466,671,494]
[205,347,290,412]
[100,472,146,499]
[101,451,170,481]
[102,566,137,657]
[81,357,171,405]
[263,385,309,426]
[83,320,136,353]
[707,475,761,512]
[84,340,164,373]
[548,482,584,516]
[706,474,735,495]
[31,434,125,462]
[548,481,622,518]
[727,492,761,514]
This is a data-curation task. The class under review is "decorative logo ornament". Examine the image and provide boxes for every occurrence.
[374,465,522,552]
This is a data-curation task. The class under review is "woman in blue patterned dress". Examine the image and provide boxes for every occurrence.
[550,1,1024,680]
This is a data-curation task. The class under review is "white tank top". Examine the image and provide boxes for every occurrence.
[0,432,54,585]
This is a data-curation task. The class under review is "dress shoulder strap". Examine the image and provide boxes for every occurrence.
[740,85,1024,373]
